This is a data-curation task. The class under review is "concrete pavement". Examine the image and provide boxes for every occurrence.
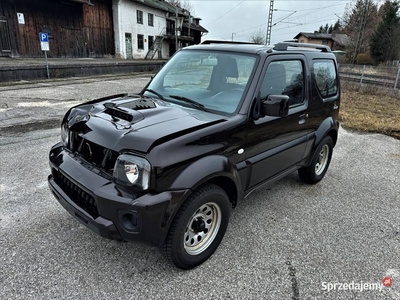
[0,73,152,135]
[0,58,162,134]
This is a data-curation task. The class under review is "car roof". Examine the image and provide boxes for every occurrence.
[184,43,272,55]
[183,42,333,56]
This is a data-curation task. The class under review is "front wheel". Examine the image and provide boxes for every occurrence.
[161,183,230,269]
[298,136,333,184]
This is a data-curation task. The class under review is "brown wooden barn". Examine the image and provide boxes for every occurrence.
[0,0,114,58]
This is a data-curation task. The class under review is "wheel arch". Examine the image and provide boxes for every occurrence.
[326,127,338,147]
[303,117,338,167]
[169,155,242,208]
[313,117,338,148]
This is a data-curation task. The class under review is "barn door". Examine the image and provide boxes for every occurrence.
[0,18,12,56]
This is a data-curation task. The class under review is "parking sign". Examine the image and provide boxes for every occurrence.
[39,32,49,42]
[39,32,49,51]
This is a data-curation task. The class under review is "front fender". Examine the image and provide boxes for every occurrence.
[170,155,242,203]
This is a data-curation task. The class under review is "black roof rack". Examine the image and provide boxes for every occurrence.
[201,40,256,45]
[273,42,331,52]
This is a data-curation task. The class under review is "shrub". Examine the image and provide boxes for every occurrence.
[356,53,375,65]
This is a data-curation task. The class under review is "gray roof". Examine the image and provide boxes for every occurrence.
[294,32,332,40]
[183,22,208,33]
[132,0,207,32]
[132,0,187,16]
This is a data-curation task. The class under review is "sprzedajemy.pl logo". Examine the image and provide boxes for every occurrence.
[322,276,393,292]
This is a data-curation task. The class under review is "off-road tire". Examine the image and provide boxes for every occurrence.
[298,136,333,184]
[161,183,230,269]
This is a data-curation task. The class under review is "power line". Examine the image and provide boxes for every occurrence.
[199,0,350,41]
[203,0,245,26]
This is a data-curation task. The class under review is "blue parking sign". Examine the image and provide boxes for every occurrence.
[39,32,49,42]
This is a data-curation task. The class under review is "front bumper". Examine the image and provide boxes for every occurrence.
[48,143,190,247]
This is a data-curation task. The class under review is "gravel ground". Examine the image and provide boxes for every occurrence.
[0,127,399,300]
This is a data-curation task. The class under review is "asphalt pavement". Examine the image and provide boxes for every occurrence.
[1,127,399,299]
[0,76,399,299]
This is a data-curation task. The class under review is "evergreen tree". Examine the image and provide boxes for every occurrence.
[316,20,341,34]
[370,0,400,62]
[333,20,341,32]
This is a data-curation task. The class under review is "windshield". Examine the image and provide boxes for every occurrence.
[145,50,257,114]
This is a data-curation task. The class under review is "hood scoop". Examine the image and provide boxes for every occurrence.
[101,100,152,129]
[118,99,156,110]
[102,98,159,127]
[104,107,135,122]
[102,98,157,123]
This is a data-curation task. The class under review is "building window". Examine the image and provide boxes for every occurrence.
[137,10,143,24]
[148,13,154,26]
[137,34,144,50]
[148,36,154,49]
[321,40,328,45]
[166,20,175,35]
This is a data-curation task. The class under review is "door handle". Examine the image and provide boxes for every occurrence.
[298,113,308,124]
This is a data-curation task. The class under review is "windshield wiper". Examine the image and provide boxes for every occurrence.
[143,88,165,100]
[169,95,209,112]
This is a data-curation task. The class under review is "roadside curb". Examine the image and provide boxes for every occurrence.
[0,119,61,135]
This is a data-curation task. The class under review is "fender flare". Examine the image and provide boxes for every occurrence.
[170,155,242,205]
[313,117,338,147]
[304,117,339,166]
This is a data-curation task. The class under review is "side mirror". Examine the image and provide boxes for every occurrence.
[261,95,289,117]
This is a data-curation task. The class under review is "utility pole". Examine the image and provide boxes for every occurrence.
[175,7,178,52]
[351,0,369,64]
[231,32,236,41]
[265,0,274,45]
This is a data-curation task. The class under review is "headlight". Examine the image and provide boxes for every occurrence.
[61,123,69,146]
[113,154,151,190]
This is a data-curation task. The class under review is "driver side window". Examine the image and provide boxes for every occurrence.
[260,60,304,106]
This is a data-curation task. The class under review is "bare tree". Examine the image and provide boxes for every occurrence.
[342,0,380,55]
[167,0,195,15]
[250,29,266,45]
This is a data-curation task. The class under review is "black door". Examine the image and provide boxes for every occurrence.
[245,55,313,188]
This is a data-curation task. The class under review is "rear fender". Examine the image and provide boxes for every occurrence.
[314,117,339,147]
[304,117,339,166]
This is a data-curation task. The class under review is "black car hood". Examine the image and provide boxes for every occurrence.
[66,94,225,153]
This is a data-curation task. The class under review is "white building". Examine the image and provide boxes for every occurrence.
[112,0,208,59]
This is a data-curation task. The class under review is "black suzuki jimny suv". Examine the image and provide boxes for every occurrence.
[48,42,340,269]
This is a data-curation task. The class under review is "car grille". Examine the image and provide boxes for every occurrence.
[54,170,99,219]
[68,133,119,175]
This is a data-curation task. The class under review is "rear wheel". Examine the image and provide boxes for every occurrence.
[161,183,230,269]
[298,136,333,184]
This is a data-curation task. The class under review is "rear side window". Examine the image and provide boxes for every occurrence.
[313,60,338,98]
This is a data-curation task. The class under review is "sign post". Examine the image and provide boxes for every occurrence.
[39,32,50,79]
